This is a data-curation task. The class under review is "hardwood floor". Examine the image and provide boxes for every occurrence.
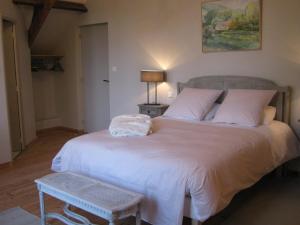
[0,129,81,224]
[1,129,300,225]
[0,129,149,225]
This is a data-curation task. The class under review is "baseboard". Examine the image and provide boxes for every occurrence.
[25,137,39,149]
[37,126,85,135]
[36,118,62,130]
[58,127,85,134]
[0,162,12,169]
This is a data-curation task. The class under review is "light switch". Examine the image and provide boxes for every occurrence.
[168,91,175,98]
[112,66,118,72]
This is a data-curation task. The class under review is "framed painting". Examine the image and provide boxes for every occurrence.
[202,0,262,53]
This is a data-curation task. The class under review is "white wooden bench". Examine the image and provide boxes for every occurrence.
[35,172,143,225]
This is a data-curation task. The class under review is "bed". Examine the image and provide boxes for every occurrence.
[52,76,300,225]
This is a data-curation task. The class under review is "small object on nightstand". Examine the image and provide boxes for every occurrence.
[138,104,169,118]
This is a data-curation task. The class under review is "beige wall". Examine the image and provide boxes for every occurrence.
[30,0,300,136]
[78,0,300,135]
[28,8,91,131]
[30,10,81,130]
[53,17,83,130]
[32,71,63,130]
[0,1,36,163]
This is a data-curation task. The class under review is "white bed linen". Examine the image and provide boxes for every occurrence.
[52,118,299,225]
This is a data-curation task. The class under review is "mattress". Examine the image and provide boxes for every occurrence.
[52,117,299,225]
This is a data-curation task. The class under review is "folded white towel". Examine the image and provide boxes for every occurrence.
[109,114,152,137]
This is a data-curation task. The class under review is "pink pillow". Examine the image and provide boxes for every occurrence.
[263,106,277,125]
[164,88,223,120]
[213,89,277,127]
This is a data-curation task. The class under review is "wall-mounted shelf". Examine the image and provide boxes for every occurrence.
[31,55,64,72]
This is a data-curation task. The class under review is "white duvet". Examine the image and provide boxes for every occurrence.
[52,118,299,225]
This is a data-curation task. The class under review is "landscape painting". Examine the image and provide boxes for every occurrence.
[202,0,262,52]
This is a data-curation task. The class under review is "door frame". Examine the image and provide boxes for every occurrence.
[2,17,25,152]
[0,14,12,163]
[76,22,110,132]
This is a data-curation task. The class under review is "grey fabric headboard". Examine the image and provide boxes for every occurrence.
[177,76,291,124]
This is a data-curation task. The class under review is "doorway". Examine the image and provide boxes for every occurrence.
[80,23,110,133]
[2,19,23,158]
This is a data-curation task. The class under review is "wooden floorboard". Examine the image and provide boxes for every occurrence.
[0,129,78,224]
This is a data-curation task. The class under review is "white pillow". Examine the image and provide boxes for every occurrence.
[164,88,223,120]
[263,106,276,125]
[204,103,221,121]
[212,89,277,127]
[204,104,276,124]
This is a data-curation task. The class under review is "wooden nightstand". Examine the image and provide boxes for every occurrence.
[138,104,169,118]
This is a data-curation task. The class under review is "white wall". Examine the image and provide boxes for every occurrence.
[53,21,82,130]
[32,71,63,130]
[29,0,300,137]
[77,0,300,135]
[0,1,36,163]
[30,10,81,130]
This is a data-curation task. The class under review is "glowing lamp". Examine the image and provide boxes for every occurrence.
[141,70,166,105]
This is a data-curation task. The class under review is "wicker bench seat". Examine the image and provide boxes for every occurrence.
[35,172,143,225]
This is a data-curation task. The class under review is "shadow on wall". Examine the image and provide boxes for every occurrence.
[284,50,300,137]
[281,40,300,65]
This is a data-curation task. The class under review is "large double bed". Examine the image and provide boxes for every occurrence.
[52,76,300,225]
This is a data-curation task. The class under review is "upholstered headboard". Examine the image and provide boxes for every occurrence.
[177,76,291,124]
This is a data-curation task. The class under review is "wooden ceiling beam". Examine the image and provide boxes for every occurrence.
[13,0,42,6]
[13,0,88,12]
[13,0,88,47]
[53,1,88,12]
[28,0,57,47]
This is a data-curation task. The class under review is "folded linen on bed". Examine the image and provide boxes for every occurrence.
[109,114,152,137]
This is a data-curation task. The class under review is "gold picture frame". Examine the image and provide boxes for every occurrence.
[202,0,262,53]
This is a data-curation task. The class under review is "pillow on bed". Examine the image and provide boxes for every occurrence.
[206,105,277,124]
[204,103,221,121]
[212,89,277,127]
[203,104,276,123]
[164,88,223,120]
[263,106,277,125]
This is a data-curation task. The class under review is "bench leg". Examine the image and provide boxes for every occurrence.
[38,190,46,225]
[109,220,118,225]
[136,208,141,225]
[192,219,202,225]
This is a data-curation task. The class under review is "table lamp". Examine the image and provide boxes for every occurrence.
[141,70,166,105]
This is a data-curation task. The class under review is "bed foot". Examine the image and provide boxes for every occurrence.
[191,219,202,225]
[276,164,287,178]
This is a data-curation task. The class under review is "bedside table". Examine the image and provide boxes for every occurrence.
[138,104,169,118]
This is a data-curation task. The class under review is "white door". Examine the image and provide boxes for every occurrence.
[80,23,110,132]
[2,20,23,158]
